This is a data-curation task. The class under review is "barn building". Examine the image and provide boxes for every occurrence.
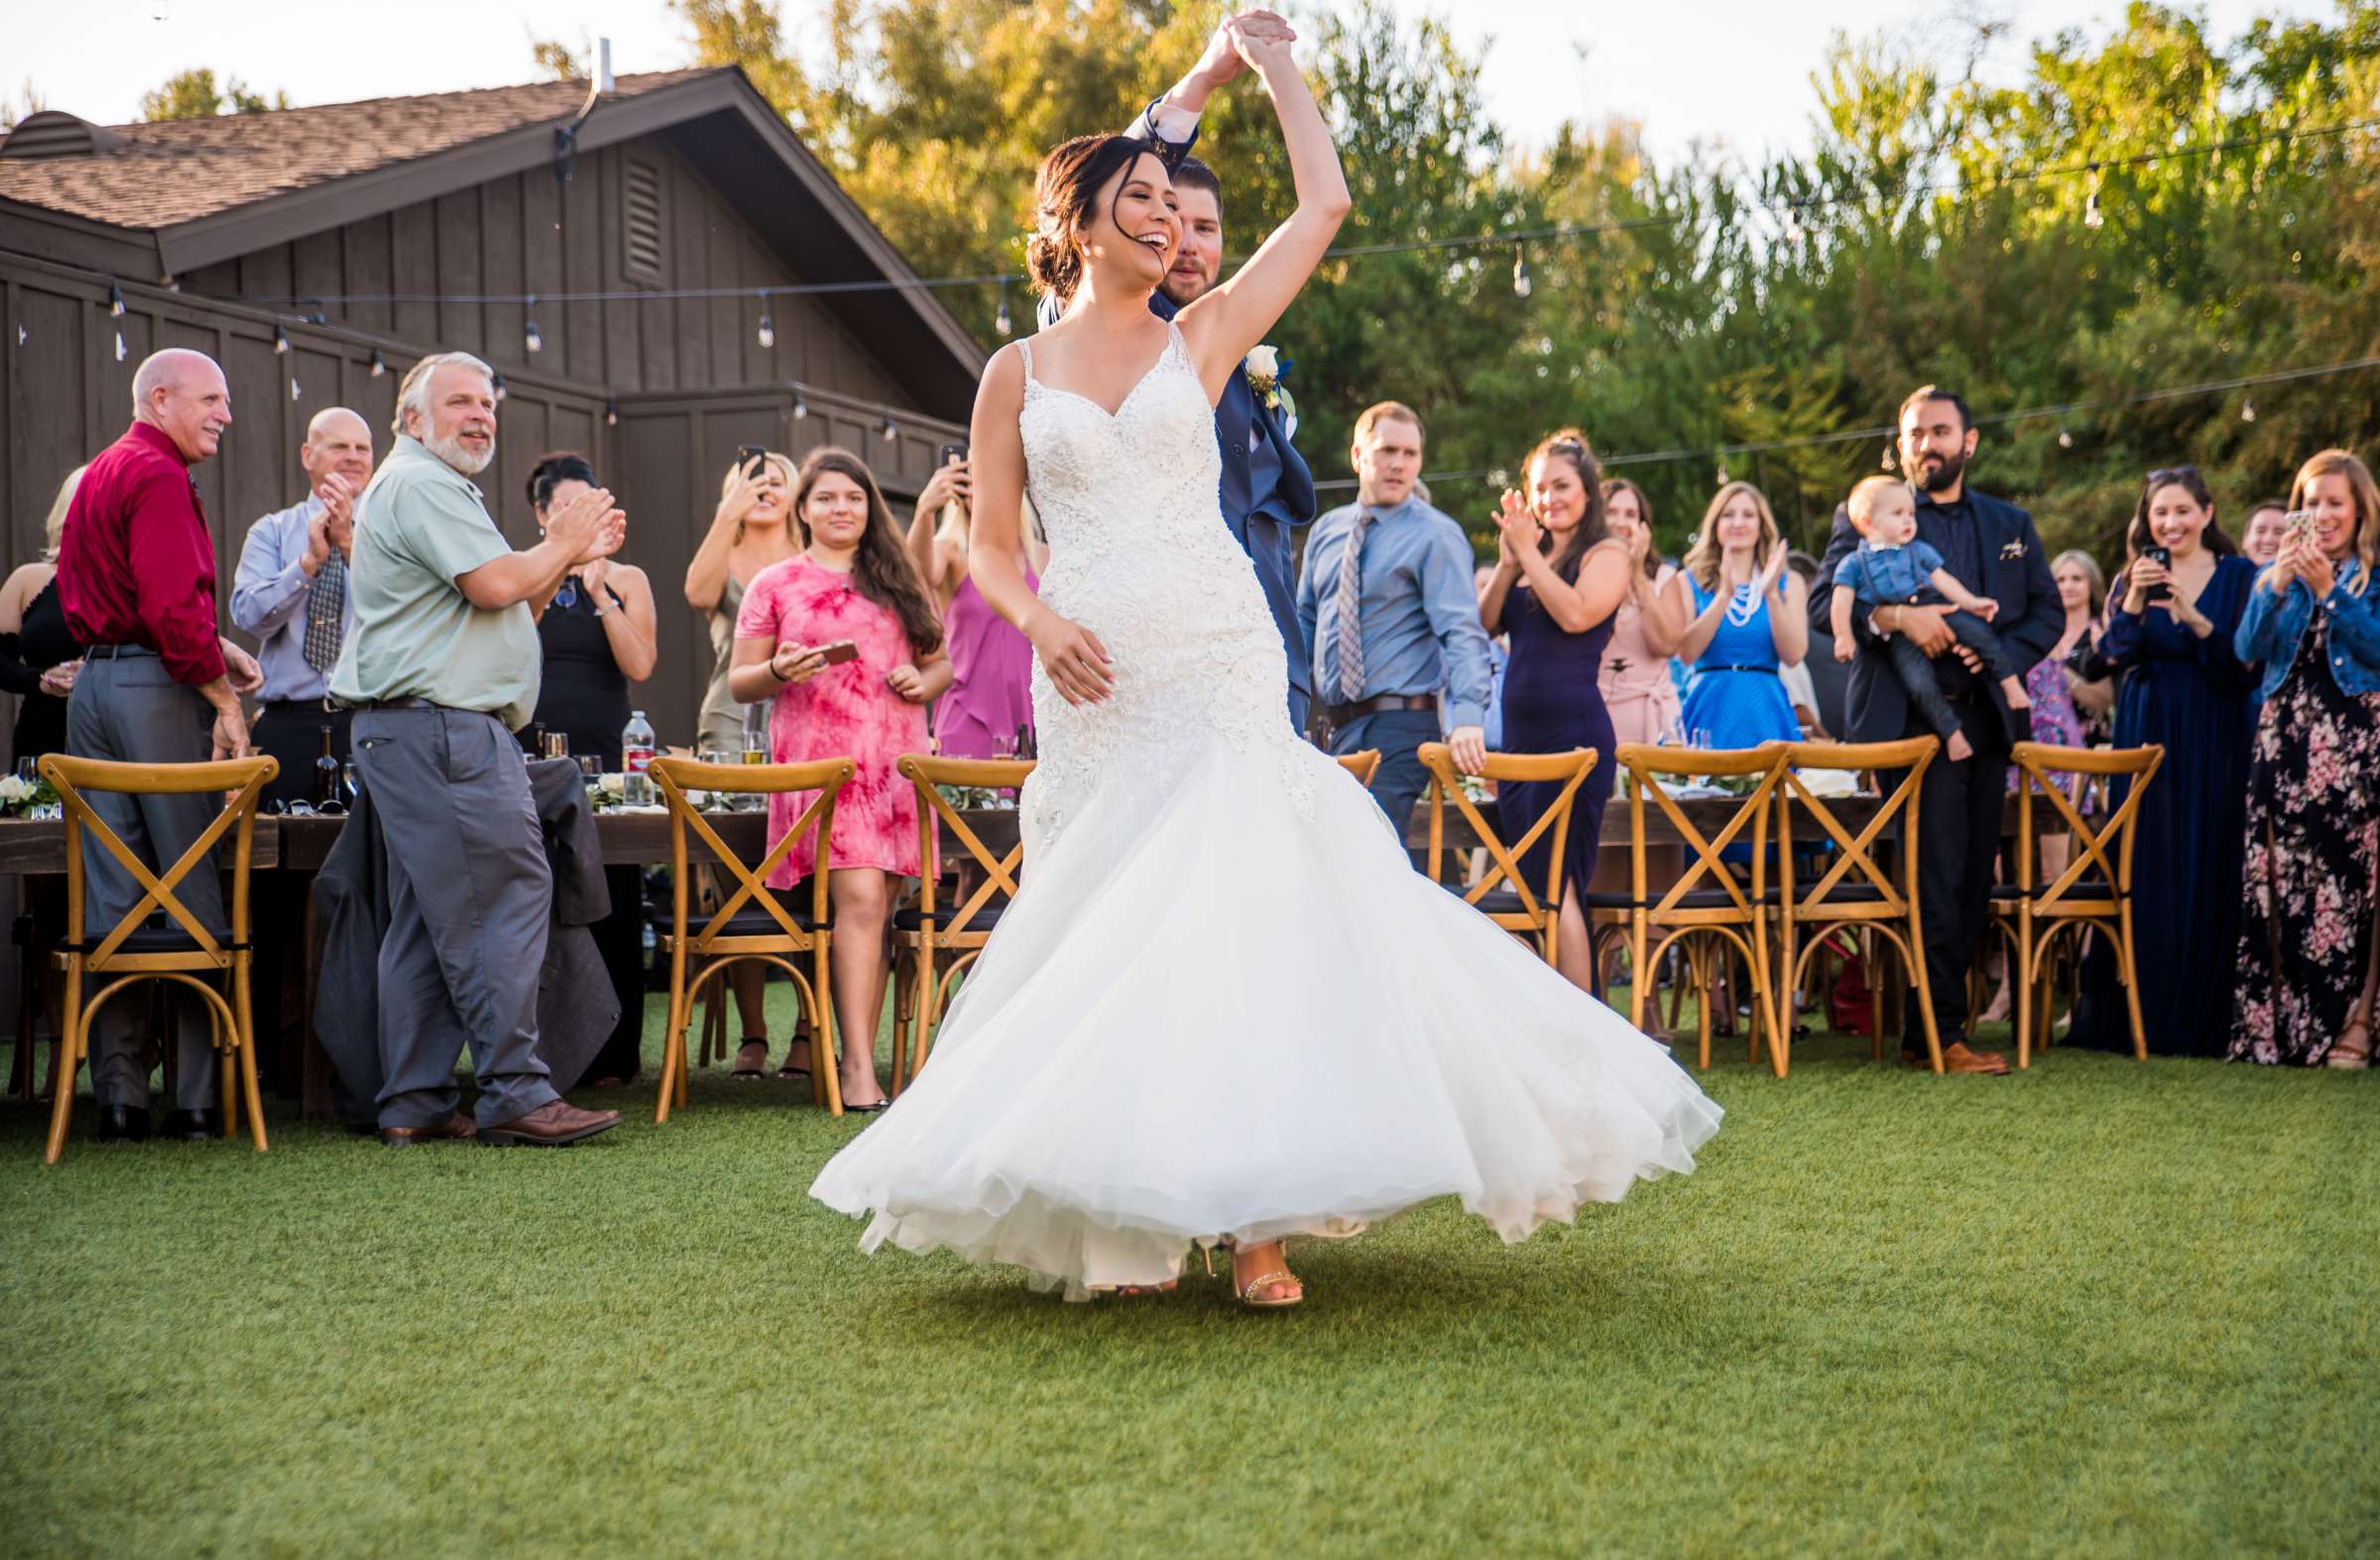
[0,65,983,750]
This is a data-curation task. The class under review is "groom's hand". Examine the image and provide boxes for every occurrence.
[1448,726,1488,776]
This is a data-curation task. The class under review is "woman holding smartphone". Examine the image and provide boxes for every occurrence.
[730,447,951,1111]
[2067,466,2256,1057]
[905,445,1050,758]
[2230,449,2380,1068]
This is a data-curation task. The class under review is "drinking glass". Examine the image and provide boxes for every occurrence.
[578,756,601,780]
[542,731,570,761]
[15,758,36,784]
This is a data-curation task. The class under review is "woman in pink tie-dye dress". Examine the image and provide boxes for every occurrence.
[731,447,951,1111]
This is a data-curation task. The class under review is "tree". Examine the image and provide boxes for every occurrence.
[530,31,591,81]
[0,79,47,133]
[138,67,289,121]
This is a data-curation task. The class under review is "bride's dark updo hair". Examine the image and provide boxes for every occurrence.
[1026,134,1158,304]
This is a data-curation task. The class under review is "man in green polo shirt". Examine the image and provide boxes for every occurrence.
[331,350,626,1147]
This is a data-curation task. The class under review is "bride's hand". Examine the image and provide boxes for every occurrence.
[1227,9,1300,71]
[1026,608,1116,705]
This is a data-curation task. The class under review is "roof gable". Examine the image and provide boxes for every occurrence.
[0,70,715,231]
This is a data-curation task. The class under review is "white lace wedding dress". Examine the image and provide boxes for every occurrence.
[809,321,1722,1297]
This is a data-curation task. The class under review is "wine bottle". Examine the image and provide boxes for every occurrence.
[311,726,341,809]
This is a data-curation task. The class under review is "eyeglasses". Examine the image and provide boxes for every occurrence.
[2147,464,2201,486]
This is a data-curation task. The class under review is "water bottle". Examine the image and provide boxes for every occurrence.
[622,709,655,806]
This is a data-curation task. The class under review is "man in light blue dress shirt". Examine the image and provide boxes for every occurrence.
[1299,401,1493,862]
[230,406,369,809]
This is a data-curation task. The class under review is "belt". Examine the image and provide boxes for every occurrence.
[1318,692,1439,724]
[1697,664,1776,675]
[260,697,347,717]
[84,644,158,660]
[342,696,450,713]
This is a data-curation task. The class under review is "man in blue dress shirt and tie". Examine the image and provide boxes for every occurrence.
[1300,402,1495,860]
[230,406,369,810]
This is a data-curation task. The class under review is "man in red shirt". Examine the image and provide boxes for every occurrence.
[58,347,264,1142]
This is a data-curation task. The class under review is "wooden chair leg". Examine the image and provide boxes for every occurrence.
[654,964,688,1125]
[234,961,268,1152]
[1694,940,1714,1071]
[889,947,911,1097]
[2116,905,2149,1061]
[43,967,83,1166]
[1758,917,1788,1079]
[815,938,844,1116]
[2014,920,2034,1071]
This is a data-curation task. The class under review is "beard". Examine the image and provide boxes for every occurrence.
[1907,447,1966,493]
[1159,264,1215,309]
[426,425,495,476]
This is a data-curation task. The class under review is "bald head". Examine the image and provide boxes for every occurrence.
[131,348,232,464]
[301,407,374,495]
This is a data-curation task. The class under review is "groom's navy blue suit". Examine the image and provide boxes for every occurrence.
[1037,105,1320,732]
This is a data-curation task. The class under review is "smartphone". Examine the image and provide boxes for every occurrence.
[936,441,968,469]
[2141,543,2172,603]
[737,443,768,477]
[2284,509,2319,544]
[817,640,861,666]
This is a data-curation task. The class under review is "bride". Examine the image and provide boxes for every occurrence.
[810,16,1722,1307]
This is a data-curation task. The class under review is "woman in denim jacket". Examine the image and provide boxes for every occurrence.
[2229,449,2380,1067]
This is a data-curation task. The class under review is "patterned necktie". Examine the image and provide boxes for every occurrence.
[303,549,346,671]
[1328,508,1377,704]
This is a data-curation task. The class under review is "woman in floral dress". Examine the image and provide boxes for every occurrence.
[2230,450,2380,1068]
[732,447,951,1110]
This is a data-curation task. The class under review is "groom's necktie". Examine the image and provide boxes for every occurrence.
[1327,507,1377,705]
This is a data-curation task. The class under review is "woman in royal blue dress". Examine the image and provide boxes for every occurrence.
[2069,465,2259,1057]
[1667,480,1808,748]
[1479,428,1634,993]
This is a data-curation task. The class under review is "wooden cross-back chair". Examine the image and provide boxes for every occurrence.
[1585,744,1788,1070]
[1993,742,2164,1068]
[650,755,853,1121]
[1773,738,1943,1077]
[1416,744,1600,966]
[1334,749,1382,787]
[40,754,278,1165]
[891,754,1034,1095]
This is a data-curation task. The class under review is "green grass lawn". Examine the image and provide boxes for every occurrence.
[2,995,2374,1558]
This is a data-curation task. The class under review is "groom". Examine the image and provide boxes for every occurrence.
[1049,13,1319,732]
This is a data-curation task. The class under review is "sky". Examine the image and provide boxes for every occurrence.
[9,0,2313,164]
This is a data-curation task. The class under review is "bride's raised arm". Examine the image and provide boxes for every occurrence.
[1176,26,1350,400]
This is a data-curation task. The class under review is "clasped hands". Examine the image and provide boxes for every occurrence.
[543,484,628,566]
[1188,9,1299,90]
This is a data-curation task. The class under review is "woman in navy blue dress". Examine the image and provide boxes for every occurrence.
[2070,466,2258,1056]
[1478,428,1634,993]
[1667,481,1808,748]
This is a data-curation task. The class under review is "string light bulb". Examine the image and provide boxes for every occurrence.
[1511,242,1532,299]
[2240,399,2256,422]
[605,395,619,428]
[1716,457,1730,488]
[114,331,127,362]
[2083,164,2105,230]
[757,295,774,351]
[995,284,1012,338]
[1880,441,1896,471]
[2058,427,2075,448]
[524,297,542,355]
[881,414,897,443]
[369,348,387,378]
[273,324,291,355]
[792,391,809,420]
[289,376,300,402]
[108,282,126,317]
[491,371,507,403]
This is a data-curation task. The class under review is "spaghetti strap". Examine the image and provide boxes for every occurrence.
[1015,337,1035,380]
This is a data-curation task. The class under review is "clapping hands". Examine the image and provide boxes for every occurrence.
[545,485,627,565]
[1493,490,1542,566]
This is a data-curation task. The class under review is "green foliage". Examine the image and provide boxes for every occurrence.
[137,67,289,121]
[683,0,2379,563]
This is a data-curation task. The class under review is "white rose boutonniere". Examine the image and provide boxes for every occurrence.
[1243,345,1298,438]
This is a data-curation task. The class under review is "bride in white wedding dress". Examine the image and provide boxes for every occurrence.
[809,16,1721,1306]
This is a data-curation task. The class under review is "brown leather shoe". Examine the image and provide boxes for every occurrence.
[1904,1043,2012,1074]
[476,1099,622,1146]
[379,1112,476,1146]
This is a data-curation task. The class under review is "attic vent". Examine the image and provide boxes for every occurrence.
[623,157,663,285]
[0,111,131,161]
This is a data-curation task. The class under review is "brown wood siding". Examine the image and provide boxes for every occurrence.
[181,136,919,413]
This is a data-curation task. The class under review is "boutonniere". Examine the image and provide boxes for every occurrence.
[1999,540,2027,560]
[1244,344,1298,432]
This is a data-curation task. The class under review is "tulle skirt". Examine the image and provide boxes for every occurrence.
[808,737,1723,1299]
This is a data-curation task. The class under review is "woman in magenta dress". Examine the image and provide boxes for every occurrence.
[904,451,1050,758]
[1478,429,1635,995]
[732,447,951,1111]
